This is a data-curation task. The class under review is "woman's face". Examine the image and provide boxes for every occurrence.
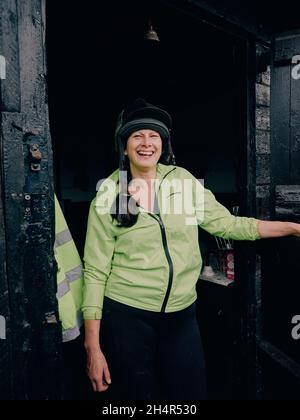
[125,129,162,171]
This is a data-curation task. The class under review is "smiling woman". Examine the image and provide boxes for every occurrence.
[82,98,257,400]
[81,97,300,400]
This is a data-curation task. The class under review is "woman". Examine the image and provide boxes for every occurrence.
[82,98,300,400]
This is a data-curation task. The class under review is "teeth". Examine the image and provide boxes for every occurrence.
[137,151,154,156]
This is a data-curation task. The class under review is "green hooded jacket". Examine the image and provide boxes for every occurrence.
[82,164,261,319]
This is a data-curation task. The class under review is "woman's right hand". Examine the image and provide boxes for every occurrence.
[86,347,112,392]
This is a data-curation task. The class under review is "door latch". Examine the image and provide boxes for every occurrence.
[29,143,42,172]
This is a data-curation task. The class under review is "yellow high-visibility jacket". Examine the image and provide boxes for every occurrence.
[54,196,83,342]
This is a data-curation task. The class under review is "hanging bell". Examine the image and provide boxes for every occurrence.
[144,21,160,42]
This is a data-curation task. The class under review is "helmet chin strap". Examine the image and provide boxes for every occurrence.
[167,137,176,165]
[161,137,176,165]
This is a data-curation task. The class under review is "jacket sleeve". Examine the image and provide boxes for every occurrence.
[194,181,261,241]
[54,195,84,342]
[82,198,116,320]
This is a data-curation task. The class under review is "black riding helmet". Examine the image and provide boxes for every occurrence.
[115,98,176,170]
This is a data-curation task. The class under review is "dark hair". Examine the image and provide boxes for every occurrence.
[111,158,138,228]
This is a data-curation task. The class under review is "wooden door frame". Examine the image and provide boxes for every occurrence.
[0,82,13,399]
[0,0,62,400]
[255,31,300,396]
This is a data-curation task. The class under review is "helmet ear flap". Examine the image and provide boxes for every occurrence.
[160,132,176,165]
[166,134,176,165]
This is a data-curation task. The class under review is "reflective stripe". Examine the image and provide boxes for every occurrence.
[62,325,80,342]
[57,281,70,299]
[66,265,82,282]
[62,311,83,343]
[57,265,83,299]
[55,229,73,248]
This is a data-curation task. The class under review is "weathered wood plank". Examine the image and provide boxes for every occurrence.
[17,0,47,128]
[0,0,61,400]
[2,115,61,400]
[1,112,30,400]
[275,185,300,221]
[256,154,271,185]
[291,55,300,182]
[0,0,21,112]
[272,34,300,185]
[256,185,271,219]
[0,117,13,399]
[17,0,61,398]
[271,61,291,184]
[274,33,300,63]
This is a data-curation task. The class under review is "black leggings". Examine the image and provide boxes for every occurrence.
[100,296,207,400]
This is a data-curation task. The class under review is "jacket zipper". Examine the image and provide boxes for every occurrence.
[149,213,174,313]
[146,167,177,311]
[155,167,176,311]
[149,213,174,312]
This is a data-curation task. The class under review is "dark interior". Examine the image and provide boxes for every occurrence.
[46,0,249,399]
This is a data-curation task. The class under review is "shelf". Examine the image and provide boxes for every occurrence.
[199,269,234,287]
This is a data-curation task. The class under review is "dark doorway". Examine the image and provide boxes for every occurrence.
[46,0,249,400]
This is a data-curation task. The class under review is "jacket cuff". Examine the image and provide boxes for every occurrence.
[82,308,102,320]
[253,219,262,240]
